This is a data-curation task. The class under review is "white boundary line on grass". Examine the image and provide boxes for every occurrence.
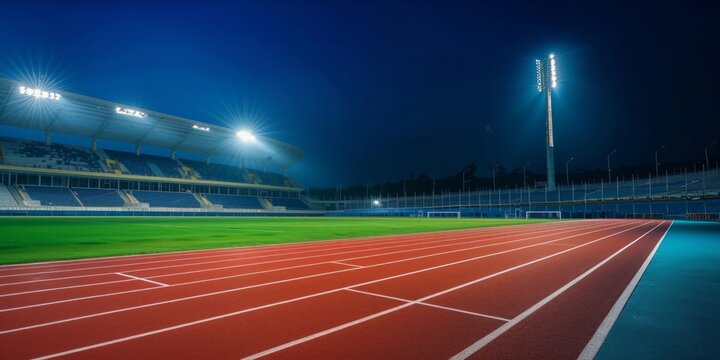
[29,222,648,359]
[449,221,667,360]
[0,221,598,292]
[0,221,573,281]
[577,220,673,359]
[0,220,570,271]
[0,222,640,335]
[0,222,608,309]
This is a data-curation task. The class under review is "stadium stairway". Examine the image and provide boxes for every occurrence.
[0,184,19,206]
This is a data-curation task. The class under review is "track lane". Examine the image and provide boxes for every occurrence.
[0,221,641,359]
[459,221,670,359]
[239,221,658,359]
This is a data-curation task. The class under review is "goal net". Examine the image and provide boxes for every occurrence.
[426,211,461,219]
[525,210,562,220]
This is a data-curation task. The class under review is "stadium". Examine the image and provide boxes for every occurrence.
[1,2,719,360]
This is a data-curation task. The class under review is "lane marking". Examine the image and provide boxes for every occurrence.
[28,222,647,358]
[0,221,569,275]
[241,221,654,360]
[449,221,666,360]
[115,273,168,287]
[0,221,581,285]
[0,222,615,312]
[0,220,574,272]
[345,288,510,322]
[331,261,363,269]
[578,221,673,359]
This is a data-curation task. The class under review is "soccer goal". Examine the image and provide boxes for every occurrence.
[427,211,461,219]
[525,210,562,220]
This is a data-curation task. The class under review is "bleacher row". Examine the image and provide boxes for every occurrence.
[0,137,295,187]
[3,184,312,210]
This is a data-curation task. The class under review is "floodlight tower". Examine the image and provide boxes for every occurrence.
[536,53,558,190]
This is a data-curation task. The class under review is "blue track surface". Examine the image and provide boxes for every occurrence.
[597,221,720,359]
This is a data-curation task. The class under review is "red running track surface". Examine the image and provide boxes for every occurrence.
[0,219,671,359]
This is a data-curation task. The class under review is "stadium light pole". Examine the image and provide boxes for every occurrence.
[706,140,717,171]
[607,149,617,183]
[565,156,574,186]
[522,161,531,189]
[536,53,558,191]
[655,144,666,178]
[462,167,472,193]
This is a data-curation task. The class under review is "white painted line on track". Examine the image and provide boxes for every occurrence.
[578,220,673,360]
[449,221,666,360]
[331,261,364,269]
[25,222,646,358]
[115,273,168,287]
[0,222,613,310]
[0,221,579,283]
[345,288,510,322]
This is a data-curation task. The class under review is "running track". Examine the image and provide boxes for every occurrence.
[0,219,671,359]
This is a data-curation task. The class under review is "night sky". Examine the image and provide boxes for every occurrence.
[1,1,718,187]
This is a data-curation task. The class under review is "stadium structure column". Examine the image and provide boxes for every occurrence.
[536,53,558,190]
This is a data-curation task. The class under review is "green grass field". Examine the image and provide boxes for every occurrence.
[0,217,549,265]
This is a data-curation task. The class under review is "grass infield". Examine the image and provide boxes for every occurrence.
[0,217,550,265]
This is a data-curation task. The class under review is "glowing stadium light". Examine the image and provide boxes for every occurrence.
[236,130,256,142]
[192,125,210,132]
[372,199,381,206]
[18,86,61,100]
[115,107,148,118]
[535,52,559,190]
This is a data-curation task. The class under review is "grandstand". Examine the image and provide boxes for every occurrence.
[0,77,316,215]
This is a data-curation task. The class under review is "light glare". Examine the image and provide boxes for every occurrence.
[115,107,148,118]
[18,85,61,100]
[236,130,256,142]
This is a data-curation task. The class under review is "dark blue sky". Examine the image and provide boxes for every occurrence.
[1,1,718,187]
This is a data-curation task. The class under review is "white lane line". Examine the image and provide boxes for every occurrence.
[345,288,510,322]
[449,221,666,360]
[241,221,653,360]
[331,261,364,269]
[0,222,613,311]
[28,222,646,359]
[0,221,580,284]
[0,220,574,272]
[578,220,673,360]
[114,273,168,287]
[0,222,600,297]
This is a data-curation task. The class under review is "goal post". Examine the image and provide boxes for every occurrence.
[525,210,562,220]
[426,211,461,219]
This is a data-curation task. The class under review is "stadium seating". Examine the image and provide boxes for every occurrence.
[203,194,265,209]
[132,190,201,208]
[105,151,184,178]
[181,160,249,183]
[0,184,19,206]
[24,186,81,206]
[73,188,126,207]
[0,137,103,172]
[268,197,311,210]
[246,169,294,187]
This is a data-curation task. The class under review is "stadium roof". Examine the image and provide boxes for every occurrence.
[0,77,303,168]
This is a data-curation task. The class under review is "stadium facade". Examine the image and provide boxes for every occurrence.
[0,77,718,219]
